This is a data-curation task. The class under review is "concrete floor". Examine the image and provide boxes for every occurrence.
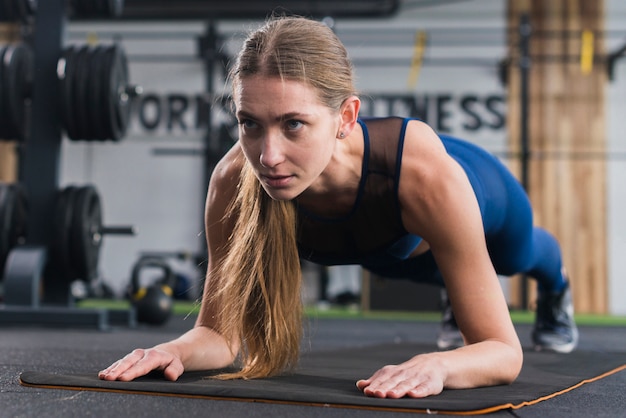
[1,314,625,418]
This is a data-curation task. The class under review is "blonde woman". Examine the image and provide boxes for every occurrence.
[99,16,577,399]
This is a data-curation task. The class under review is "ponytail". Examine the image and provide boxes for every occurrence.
[212,161,302,379]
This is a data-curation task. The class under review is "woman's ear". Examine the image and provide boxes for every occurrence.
[337,96,361,139]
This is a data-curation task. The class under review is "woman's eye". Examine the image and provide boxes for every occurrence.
[239,119,257,129]
[286,120,303,130]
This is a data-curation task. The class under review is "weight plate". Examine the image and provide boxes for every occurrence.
[0,0,15,21]
[88,45,106,141]
[100,45,115,140]
[108,45,130,141]
[108,0,124,17]
[3,43,33,141]
[70,185,103,281]
[72,45,92,140]
[0,46,7,139]
[0,45,19,139]
[95,0,107,16]
[68,45,88,140]
[71,0,87,16]
[25,0,36,15]
[14,0,28,22]
[84,0,96,16]
[59,46,77,140]
[1,45,16,139]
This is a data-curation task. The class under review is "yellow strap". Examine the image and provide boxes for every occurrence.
[407,31,427,89]
[580,29,594,75]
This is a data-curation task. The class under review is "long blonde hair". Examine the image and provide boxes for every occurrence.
[212,16,357,379]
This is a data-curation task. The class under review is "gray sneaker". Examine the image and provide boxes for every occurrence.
[532,281,579,353]
[437,290,464,350]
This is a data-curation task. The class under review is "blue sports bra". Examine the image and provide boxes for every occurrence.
[296,117,422,268]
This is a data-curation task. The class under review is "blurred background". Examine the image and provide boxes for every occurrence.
[1,0,625,324]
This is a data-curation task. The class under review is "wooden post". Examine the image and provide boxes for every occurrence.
[506,0,608,313]
[0,24,20,182]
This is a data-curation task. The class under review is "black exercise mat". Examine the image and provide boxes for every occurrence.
[20,343,626,415]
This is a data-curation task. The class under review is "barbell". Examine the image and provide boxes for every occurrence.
[51,185,135,283]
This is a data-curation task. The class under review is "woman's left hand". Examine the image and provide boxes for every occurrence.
[356,352,446,398]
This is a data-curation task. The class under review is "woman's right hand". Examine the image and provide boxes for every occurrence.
[98,346,184,382]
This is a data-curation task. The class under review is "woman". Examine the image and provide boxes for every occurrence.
[99,16,577,399]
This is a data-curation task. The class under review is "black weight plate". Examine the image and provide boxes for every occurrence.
[96,45,112,141]
[71,0,87,16]
[81,0,94,16]
[17,43,33,140]
[0,45,14,139]
[14,0,27,22]
[1,0,15,21]
[100,45,115,140]
[0,46,7,139]
[70,185,103,281]
[71,45,90,140]
[88,45,105,141]
[51,186,78,282]
[83,46,99,140]
[59,46,77,140]
[1,45,17,139]
[72,45,92,140]
[25,0,36,15]
[8,0,18,21]
[4,43,33,141]
[95,0,107,16]
[109,45,130,141]
[108,0,124,17]
[0,3,8,22]
[67,45,82,140]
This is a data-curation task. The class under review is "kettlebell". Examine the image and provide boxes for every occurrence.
[129,257,176,325]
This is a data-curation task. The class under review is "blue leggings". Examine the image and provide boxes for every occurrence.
[368,135,566,294]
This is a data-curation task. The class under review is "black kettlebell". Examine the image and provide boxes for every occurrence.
[129,257,176,325]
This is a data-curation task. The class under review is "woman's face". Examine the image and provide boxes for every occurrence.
[234,75,341,201]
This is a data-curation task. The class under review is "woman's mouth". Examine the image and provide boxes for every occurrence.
[261,174,293,188]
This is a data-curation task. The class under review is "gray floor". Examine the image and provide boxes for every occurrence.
[1,314,625,418]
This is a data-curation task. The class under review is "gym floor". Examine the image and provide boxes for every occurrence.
[1,312,625,418]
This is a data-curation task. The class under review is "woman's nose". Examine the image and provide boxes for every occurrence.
[259,134,285,168]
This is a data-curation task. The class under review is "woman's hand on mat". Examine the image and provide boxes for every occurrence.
[356,353,445,398]
[98,347,184,382]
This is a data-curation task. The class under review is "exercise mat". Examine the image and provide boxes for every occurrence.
[20,343,626,415]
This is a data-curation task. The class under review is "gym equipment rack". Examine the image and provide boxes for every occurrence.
[0,0,135,330]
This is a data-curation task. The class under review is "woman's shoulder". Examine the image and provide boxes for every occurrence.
[211,143,245,186]
[206,143,245,211]
[400,119,448,165]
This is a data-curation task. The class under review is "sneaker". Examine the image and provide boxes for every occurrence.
[437,290,464,350]
[532,281,579,353]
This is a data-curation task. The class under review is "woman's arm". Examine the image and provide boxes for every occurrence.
[357,120,522,398]
[99,144,245,382]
